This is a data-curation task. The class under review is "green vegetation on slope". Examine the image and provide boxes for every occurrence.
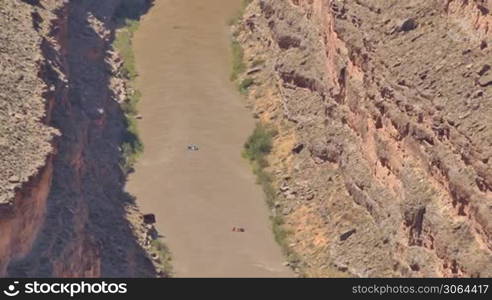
[230,33,254,93]
[113,20,140,80]
[243,124,275,169]
[232,0,302,274]
[242,124,300,267]
[112,1,173,277]
[150,239,173,275]
[239,77,254,94]
[229,1,255,91]
[113,19,143,174]
[112,0,157,174]
[230,40,246,81]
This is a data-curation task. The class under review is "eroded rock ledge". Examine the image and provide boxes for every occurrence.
[237,0,492,277]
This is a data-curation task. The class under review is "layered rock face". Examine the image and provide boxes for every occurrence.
[237,0,492,277]
[1,0,158,277]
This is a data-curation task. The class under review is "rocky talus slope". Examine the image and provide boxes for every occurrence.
[0,0,163,277]
[236,0,492,277]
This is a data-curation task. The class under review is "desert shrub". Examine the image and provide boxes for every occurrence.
[243,124,275,160]
[239,77,254,94]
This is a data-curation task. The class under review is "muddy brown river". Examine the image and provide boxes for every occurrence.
[126,0,293,277]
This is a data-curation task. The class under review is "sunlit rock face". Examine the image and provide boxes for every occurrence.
[236,0,492,277]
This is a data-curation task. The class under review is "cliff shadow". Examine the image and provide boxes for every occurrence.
[8,0,158,277]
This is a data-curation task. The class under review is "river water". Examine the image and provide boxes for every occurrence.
[126,0,293,277]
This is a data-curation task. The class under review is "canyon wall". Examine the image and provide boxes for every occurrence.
[0,0,160,277]
[0,0,63,276]
[237,0,492,277]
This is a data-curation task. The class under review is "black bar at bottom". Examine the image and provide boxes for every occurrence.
[0,278,490,299]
